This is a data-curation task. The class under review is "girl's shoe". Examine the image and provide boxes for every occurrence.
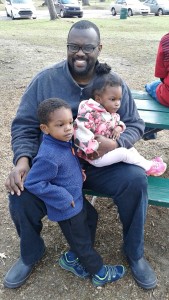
[146,158,167,176]
[153,156,163,163]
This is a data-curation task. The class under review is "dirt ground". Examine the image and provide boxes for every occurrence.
[0,27,169,300]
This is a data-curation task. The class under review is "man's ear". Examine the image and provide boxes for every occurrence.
[40,124,49,134]
[98,44,102,55]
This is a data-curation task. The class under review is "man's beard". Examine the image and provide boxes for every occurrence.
[68,58,94,77]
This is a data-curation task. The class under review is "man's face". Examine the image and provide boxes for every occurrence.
[67,27,102,80]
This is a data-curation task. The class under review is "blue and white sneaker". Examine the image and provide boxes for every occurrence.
[59,252,89,279]
[92,264,126,287]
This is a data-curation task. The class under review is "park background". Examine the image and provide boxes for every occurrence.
[0,4,169,299]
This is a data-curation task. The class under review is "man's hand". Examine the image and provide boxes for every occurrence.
[87,135,118,160]
[5,157,30,196]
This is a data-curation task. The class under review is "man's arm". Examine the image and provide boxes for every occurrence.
[6,76,42,194]
[88,135,118,159]
[11,81,42,166]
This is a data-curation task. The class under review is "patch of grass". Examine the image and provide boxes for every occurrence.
[0,17,168,46]
[0,14,168,89]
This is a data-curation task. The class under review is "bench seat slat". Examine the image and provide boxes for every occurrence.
[131,90,154,100]
[84,177,169,208]
[135,99,169,113]
[131,90,169,129]
[137,110,169,129]
[147,177,169,207]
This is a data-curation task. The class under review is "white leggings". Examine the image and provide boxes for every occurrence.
[87,147,152,170]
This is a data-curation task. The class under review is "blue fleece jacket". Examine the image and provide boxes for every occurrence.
[11,60,145,165]
[24,135,83,222]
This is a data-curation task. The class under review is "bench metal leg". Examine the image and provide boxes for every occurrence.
[91,196,97,206]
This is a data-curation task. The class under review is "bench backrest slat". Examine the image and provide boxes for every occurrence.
[131,90,169,129]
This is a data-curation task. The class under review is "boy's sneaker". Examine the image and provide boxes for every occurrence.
[92,264,126,287]
[59,252,89,279]
[146,157,167,176]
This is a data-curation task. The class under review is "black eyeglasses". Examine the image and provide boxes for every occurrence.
[67,44,99,54]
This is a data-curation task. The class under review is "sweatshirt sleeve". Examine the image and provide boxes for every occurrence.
[155,41,167,79]
[24,156,73,210]
[116,82,145,149]
[11,77,43,166]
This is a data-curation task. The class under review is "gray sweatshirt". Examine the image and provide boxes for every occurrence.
[11,60,145,165]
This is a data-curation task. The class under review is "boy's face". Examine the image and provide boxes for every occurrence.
[40,107,74,142]
[95,85,122,114]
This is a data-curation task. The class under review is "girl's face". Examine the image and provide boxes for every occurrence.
[95,85,122,114]
[40,107,74,142]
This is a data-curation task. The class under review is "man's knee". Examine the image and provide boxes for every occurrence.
[9,189,46,217]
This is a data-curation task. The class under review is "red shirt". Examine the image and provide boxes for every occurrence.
[155,33,169,107]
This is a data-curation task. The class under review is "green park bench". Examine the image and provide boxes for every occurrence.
[84,90,169,208]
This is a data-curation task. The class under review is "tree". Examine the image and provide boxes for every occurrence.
[82,0,90,5]
[47,0,59,20]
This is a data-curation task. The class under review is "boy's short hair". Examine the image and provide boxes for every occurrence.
[37,98,71,124]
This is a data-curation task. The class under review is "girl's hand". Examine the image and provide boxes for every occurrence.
[82,169,86,182]
[112,126,122,140]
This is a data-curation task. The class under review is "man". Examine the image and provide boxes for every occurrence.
[4,20,157,290]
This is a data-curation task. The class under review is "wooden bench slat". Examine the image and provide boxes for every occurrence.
[137,110,169,129]
[84,176,169,208]
[147,177,169,207]
[131,90,153,100]
[131,90,169,129]
[135,99,169,113]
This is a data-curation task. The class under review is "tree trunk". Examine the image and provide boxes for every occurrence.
[47,0,59,20]
[82,0,90,6]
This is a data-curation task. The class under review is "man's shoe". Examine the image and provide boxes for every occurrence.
[92,264,126,287]
[3,258,35,289]
[59,252,89,278]
[128,256,157,290]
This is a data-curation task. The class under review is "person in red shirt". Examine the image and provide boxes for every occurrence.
[145,33,169,107]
